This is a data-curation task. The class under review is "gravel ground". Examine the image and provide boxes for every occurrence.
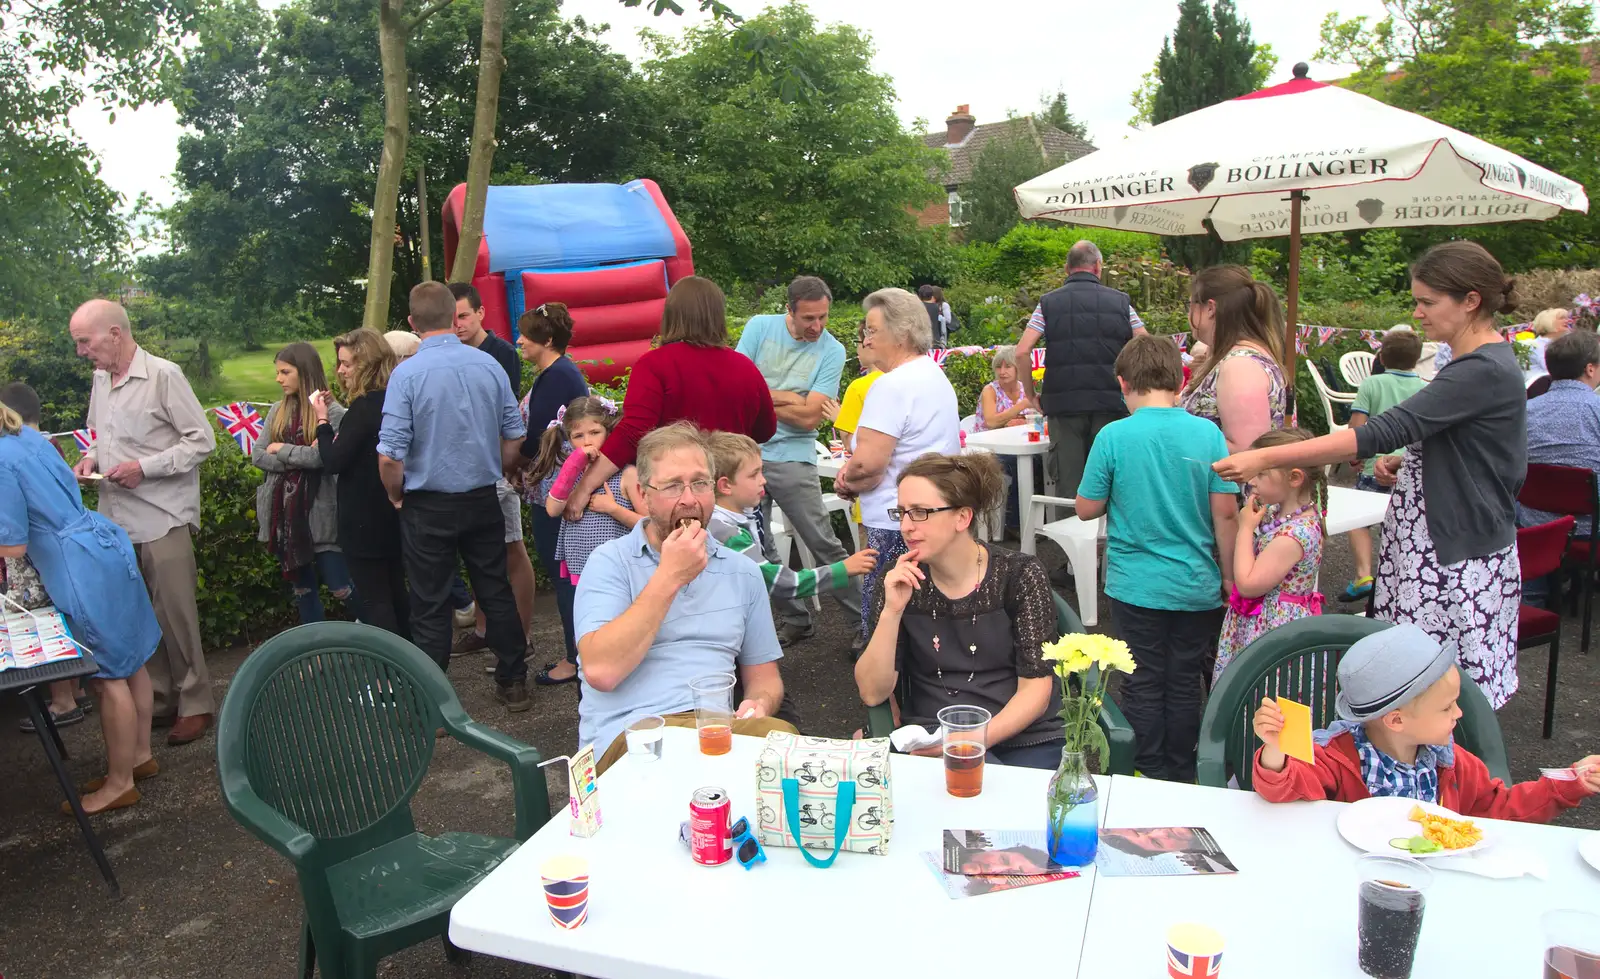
[3,516,1597,978]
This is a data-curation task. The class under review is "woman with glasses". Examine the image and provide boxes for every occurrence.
[1179,266,1289,452]
[834,288,962,645]
[854,452,1064,769]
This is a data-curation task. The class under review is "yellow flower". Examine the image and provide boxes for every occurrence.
[1083,634,1137,675]
[1041,634,1095,675]
[1031,367,1046,383]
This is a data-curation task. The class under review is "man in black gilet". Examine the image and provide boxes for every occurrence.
[1015,241,1144,496]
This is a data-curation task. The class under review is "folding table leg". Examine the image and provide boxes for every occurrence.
[1544,634,1560,740]
[24,689,120,897]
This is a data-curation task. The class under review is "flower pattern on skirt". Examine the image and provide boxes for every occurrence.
[1372,445,1521,709]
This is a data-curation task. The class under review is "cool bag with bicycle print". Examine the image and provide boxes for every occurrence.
[755,732,893,867]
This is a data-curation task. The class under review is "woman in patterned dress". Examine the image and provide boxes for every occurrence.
[1215,242,1526,708]
[1180,266,1289,451]
[1214,430,1327,684]
[976,345,1035,431]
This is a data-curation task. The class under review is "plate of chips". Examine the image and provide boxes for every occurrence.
[1337,796,1489,857]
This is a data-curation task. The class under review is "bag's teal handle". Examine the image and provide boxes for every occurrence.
[782,777,855,869]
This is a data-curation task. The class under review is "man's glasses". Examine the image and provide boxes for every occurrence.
[677,817,767,869]
[886,505,959,522]
[646,478,714,500]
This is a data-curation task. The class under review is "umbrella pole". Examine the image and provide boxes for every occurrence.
[1285,189,1304,382]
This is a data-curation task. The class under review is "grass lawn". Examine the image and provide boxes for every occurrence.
[206,338,338,404]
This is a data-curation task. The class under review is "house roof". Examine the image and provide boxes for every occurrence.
[923,116,1097,188]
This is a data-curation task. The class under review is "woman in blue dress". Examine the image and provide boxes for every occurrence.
[0,395,162,814]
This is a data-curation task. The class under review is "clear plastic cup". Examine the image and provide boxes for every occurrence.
[624,714,665,762]
[1542,909,1600,979]
[1356,854,1432,978]
[689,673,736,756]
[938,705,990,798]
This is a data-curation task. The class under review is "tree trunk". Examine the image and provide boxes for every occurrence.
[448,0,506,284]
[364,0,410,331]
[416,161,432,281]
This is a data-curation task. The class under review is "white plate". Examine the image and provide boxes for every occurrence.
[1579,833,1600,874]
[1336,796,1489,857]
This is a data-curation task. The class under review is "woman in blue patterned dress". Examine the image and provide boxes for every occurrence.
[0,396,162,814]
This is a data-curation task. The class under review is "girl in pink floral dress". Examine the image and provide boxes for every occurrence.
[1214,429,1326,684]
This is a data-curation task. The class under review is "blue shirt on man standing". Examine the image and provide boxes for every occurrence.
[1521,379,1600,532]
[377,333,526,493]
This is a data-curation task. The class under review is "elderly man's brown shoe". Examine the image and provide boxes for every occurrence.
[167,713,214,745]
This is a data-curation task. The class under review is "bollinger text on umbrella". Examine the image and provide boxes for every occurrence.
[1042,158,1390,207]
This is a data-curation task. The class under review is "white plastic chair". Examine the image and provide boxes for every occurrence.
[820,492,861,551]
[1027,494,1107,628]
[1304,359,1356,437]
[958,413,980,436]
[1339,351,1376,389]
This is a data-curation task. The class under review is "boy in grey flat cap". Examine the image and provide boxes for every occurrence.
[1252,624,1600,819]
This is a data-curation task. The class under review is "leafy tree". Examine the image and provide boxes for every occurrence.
[1318,0,1600,269]
[1037,88,1088,140]
[961,119,1061,244]
[1131,0,1275,269]
[156,0,645,335]
[0,1,213,324]
[631,3,952,294]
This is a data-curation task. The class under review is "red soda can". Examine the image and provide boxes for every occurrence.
[688,786,732,866]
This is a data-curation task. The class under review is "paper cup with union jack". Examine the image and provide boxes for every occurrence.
[540,855,589,930]
[1166,922,1224,977]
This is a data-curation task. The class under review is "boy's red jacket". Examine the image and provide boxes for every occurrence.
[1253,733,1589,822]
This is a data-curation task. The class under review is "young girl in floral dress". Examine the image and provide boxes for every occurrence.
[1213,429,1326,684]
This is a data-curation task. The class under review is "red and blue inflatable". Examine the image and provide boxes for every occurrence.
[441,179,694,385]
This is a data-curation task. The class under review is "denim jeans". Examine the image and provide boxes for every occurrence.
[291,550,356,624]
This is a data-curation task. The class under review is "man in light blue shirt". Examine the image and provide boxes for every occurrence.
[1521,330,1600,535]
[735,275,859,648]
[377,281,533,710]
[574,422,792,771]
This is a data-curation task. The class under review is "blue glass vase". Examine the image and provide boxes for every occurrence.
[1046,749,1099,867]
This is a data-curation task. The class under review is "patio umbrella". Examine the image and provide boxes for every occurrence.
[1013,64,1589,376]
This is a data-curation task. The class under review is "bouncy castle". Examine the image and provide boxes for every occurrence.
[441,179,693,385]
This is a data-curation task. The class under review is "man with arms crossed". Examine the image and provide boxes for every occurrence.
[735,275,860,649]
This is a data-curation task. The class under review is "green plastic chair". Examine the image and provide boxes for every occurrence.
[865,590,1137,775]
[216,622,551,979]
[1197,615,1512,791]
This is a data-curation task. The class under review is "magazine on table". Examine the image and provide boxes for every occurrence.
[0,600,82,673]
[920,852,1079,900]
[942,830,1066,877]
[1094,827,1239,877]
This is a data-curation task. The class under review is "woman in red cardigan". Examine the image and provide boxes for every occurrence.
[563,276,776,521]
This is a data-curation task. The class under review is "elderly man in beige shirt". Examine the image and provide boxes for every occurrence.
[70,300,218,745]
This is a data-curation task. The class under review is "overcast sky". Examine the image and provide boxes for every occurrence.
[67,0,1389,210]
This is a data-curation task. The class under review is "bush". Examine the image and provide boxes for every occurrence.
[958,224,1163,287]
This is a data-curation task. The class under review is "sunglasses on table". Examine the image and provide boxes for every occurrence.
[678,816,767,870]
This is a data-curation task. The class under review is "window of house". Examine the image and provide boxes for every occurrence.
[947,190,967,227]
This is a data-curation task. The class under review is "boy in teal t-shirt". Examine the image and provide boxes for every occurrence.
[1339,328,1428,603]
[1075,334,1238,783]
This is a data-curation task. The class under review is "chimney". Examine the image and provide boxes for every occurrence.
[945,104,976,145]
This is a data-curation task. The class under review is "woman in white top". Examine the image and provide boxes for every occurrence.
[834,287,961,642]
[1525,307,1572,380]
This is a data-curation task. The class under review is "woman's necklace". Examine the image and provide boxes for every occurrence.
[930,544,987,695]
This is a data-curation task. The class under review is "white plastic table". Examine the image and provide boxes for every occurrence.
[1078,774,1600,977]
[1326,485,1393,537]
[963,425,1054,547]
[450,728,1111,978]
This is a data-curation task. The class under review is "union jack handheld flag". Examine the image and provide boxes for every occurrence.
[72,429,96,452]
[1030,347,1047,370]
[927,348,950,367]
[214,402,264,454]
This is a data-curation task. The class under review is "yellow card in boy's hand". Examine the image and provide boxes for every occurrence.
[1276,697,1315,765]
